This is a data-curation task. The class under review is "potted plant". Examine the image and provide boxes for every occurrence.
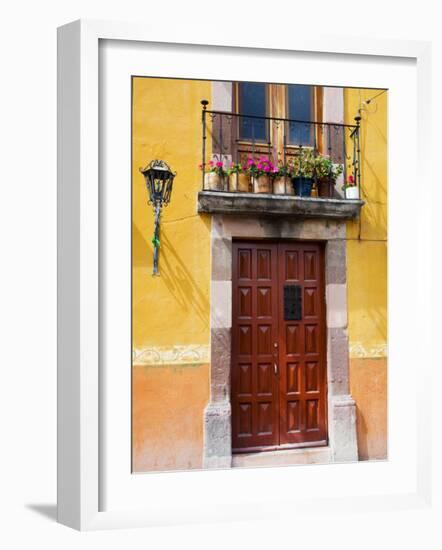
[200,160,226,191]
[291,149,315,197]
[247,155,274,194]
[226,162,251,192]
[272,162,293,195]
[343,174,359,199]
[314,155,344,198]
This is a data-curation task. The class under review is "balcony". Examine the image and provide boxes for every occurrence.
[197,102,364,220]
[198,191,362,220]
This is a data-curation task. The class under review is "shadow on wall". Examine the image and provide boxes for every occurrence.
[354,398,387,462]
[132,220,210,327]
[160,230,209,326]
[358,158,387,240]
[355,404,368,460]
[359,105,387,240]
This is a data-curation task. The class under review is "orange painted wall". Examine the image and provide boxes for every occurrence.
[349,358,387,460]
[132,364,209,472]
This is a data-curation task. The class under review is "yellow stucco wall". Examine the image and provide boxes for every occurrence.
[132,77,211,471]
[344,88,388,460]
[132,77,212,351]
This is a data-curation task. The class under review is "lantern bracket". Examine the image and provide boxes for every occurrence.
[139,159,176,275]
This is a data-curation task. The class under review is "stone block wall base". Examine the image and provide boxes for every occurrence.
[330,395,359,462]
[203,401,232,469]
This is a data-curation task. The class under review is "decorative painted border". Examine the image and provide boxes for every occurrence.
[132,344,210,366]
[349,343,388,359]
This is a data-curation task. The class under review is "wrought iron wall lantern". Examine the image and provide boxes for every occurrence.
[139,159,176,276]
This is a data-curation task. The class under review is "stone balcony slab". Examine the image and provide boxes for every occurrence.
[198,191,364,220]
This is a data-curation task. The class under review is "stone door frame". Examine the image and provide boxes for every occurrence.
[203,214,358,468]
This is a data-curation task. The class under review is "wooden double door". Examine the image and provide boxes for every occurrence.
[231,241,327,453]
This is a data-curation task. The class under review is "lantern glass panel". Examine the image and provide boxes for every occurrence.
[140,160,175,206]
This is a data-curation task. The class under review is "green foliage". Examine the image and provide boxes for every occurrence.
[290,150,343,181]
[226,163,243,176]
[290,149,316,178]
[273,162,291,178]
[314,154,343,181]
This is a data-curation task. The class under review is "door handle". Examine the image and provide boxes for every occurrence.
[274,363,278,375]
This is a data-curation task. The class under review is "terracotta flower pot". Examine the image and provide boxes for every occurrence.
[228,172,250,192]
[273,176,291,195]
[345,186,359,199]
[252,174,272,194]
[204,172,225,191]
[285,179,294,195]
[317,178,334,198]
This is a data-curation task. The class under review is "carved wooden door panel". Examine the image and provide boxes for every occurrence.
[277,242,327,447]
[231,241,327,453]
[231,242,280,451]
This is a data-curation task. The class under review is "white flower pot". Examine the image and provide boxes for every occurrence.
[345,186,359,200]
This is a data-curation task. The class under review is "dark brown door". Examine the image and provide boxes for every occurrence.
[231,241,327,453]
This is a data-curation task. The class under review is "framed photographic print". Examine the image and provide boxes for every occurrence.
[57,19,432,530]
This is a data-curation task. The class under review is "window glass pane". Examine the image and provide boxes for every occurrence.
[288,84,313,146]
[238,82,267,141]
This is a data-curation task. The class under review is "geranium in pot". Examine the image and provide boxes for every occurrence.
[292,149,315,197]
[343,174,359,199]
[272,162,293,195]
[314,155,344,198]
[248,155,274,194]
[226,162,251,192]
[200,160,226,191]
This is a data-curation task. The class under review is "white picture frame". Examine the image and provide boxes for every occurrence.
[57,19,432,531]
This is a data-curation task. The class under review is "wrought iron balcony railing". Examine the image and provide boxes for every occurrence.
[200,100,361,201]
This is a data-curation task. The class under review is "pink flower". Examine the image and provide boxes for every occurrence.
[216,161,223,168]
[348,174,355,183]
[264,165,270,172]
[209,160,214,166]
[247,158,255,166]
